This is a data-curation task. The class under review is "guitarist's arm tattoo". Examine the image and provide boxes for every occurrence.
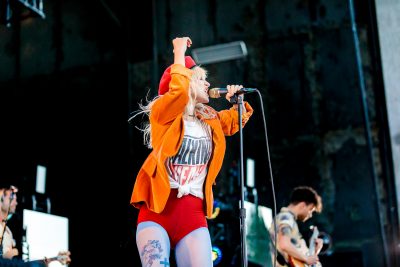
[279,225,291,236]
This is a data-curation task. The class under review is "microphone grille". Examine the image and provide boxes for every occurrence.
[208,88,220,98]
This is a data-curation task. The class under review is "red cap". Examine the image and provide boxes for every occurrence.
[158,56,197,95]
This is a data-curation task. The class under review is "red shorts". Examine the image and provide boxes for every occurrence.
[137,189,208,248]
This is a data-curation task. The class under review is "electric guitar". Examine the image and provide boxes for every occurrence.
[28,250,71,266]
[288,226,322,267]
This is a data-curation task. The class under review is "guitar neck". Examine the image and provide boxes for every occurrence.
[308,227,319,256]
[309,241,316,256]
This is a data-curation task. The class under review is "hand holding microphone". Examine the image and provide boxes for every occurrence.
[208,85,257,113]
[208,86,257,99]
[225,85,243,102]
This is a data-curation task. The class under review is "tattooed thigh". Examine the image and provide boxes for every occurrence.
[140,240,169,267]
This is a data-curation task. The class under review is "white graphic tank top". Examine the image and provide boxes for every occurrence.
[166,118,212,199]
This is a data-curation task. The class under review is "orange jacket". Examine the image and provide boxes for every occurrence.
[130,64,254,218]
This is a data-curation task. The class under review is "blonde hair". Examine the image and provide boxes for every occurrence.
[128,66,215,149]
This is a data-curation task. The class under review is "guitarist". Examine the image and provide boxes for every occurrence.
[0,185,19,260]
[0,183,71,266]
[269,186,323,267]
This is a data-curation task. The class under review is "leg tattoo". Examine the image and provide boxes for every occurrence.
[140,240,164,267]
[160,258,170,266]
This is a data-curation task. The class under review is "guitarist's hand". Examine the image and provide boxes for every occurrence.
[43,251,71,265]
[57,250,71,265]
[3,247,19,259]
[304,255,320,265]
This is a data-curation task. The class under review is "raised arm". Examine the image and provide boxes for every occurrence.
[151,37,193,124]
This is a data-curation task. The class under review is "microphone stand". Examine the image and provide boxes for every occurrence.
[231,94,248,267]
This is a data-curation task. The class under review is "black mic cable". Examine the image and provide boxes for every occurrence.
[252,89,278,267]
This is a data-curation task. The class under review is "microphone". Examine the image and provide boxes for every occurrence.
[208,87,257,98]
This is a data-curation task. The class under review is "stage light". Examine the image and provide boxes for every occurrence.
[17,0,45,18]
[212,246,223,266]
[191,41,248,65]
[1,0,45,27]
